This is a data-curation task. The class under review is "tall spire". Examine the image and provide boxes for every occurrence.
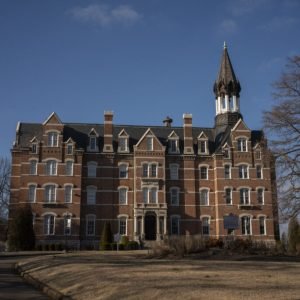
[213,43,243,128]
[213,43,241,98]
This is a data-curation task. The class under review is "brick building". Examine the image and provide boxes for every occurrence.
[9,45,279,249]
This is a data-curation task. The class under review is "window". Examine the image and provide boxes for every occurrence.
[171,216,180,235]
[257,188,264,204]
[29,160,37,175]
[44,215,55,235]
[200,166,208,179]
[200,189,209,206]
[259,216,266,235]
[48,132,58,147]
[89,136,97,151]
[237,138,247,152]
[170,188,179,206]
[170,164,179,180]
[87,186,96,204]
[67,144,73,155]
[199,140,207,154]
[169,139,178,153]
[255,150,261,160]
[142,187,157,204]
[119,164,128,178]
[46,160,57,176]
[86,215,95,236]
[142,163,157,178]
[239,165,248,179]
[223,147,230,159]
[225,188,232,205]
[240,188,250,205]
[119,217,127,235]
[119,137,128,152]
[146,137,153,151]
[256,165,262,179]
[221,98,226,109]
[66,161,73,176]
[241,216,251,235]
[119,188,127,205]
[32,143,38,154]
[28,185,36,202]
[64,186,72,203]
[87,162,97,177]
[45,185,56,203]
[224,165,231,179]
[64,215,71,235]
[202,217,210,235]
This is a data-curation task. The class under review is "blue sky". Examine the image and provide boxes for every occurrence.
[1,0,300,157]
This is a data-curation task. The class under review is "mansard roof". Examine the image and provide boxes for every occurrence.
[15,121,264,154]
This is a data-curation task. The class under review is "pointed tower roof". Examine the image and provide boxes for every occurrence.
[213,42,241,98]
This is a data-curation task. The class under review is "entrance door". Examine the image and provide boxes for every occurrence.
[145,215,156,240]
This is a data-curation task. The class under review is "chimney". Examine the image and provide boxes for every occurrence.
[103,111,114,153]
[163,116,173,127]
[183,113,194,154]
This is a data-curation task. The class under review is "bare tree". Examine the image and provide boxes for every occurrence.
[0,158,10,219]
[263,55,300,221]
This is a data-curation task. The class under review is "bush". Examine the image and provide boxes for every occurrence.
[125,241,139,250]
[288,217,300,254]
[100,222,113,251]
[205,238,224,249]
[8,207,35,251]
[120,235,129,246]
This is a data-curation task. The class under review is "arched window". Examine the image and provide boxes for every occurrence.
[239,188,250,205]
[44,214,55,235]
[259,216,266,235]
[44,185,56,203]
[86,215,96,236]
[47,132,58,147]
[241,216,251,235]
[200,166,208,180]
[238,165,249,179]
[201,217,210,235]
[87,162,97,177]
[119,164,128,178]
[87,186,97,204]
[170,187,180,206]
[64,215,72,235]
[28,184,36,202]
[29,160,38,175]
[118,187,128,205]
[170,164,179,180]
[118,217,127,235]
[46,160,57,175]
[237,138,247,152]
[66,161,73,176]
[170,215,180,235]
[200,189,209,206]
[64,185,72,203]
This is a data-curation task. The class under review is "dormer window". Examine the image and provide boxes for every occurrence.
[90,136,96,150]
[48,132,58,147]
[223,147,230,159]
[67,144,73,155]
[237,138,247,152]
[255,149,261,160]
[197,132,208,155]
[32,143,38,154]
[118,137,128,152]
[88,129,99,152]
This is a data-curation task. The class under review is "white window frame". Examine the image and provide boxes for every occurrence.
[201,216,210,235]
[46,160,57,176]
[225,187,232,205]
[257,187,264,204]
[239,188,250,205]
[118,217,127,235]
[86,214,96,236]
[118,187,128,205]
[118,136,129,152]
[44,185,56,203]
[238,164,249,179]
[47,132,58,147]
[87,186,97,205]
[241,215,252,235]
[89,136,97,151]
[142,186,158,204]
[119,163,128,178]
[198,139,208,154]
[224,164,231,179]
[31,143,38,154]
[66,144,73,155]
[256,165,263,179]
[44,214,55,235]
[170,187,180,206]
[146,137,153,151]
[29,160,38,175]
[142,163,157,178]
[237,138,247,152]
[199,165,208,180]
[65,160,73,176]
[199,188,209,206]
[28,184,36,203]
[64,185,73,203]
[168,138,179,154]
[223,147,230,159]
[258,216,266,235]
[64,215,72,235]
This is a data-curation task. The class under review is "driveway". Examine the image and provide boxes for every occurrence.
[0,254,49,299]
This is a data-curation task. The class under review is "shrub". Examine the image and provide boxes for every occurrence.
[120,235,129,246]
[205,238,224,249]
[125,241,139,250]
[100,222,113,251]
[7,207,35,251]
[288,217,300,254]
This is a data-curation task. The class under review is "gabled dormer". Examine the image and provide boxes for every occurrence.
[253,143,262,160]
[43,112,63,148]
[222,142,231,159]
[167,131,180,154]
[65,137,75,155]
[134,128,165,152]
[197,131,209,155]
[30,137,39,154]
[87,128,99,152]
[231,119,251,152]
[118,129,129,153]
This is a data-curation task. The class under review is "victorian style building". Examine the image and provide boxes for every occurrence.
[9,45,279,249]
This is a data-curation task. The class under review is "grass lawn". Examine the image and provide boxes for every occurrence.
[17,251,300,299]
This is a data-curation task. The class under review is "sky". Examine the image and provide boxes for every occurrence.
[1,0,300,158]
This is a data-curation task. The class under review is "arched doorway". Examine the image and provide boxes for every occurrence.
[145,213,156,240]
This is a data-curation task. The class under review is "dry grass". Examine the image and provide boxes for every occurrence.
[18,251,300,299]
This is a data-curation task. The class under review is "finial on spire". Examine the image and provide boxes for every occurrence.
[223,41,227,49]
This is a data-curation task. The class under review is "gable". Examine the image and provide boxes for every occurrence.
[231,118,250,132]
[135,128,165,151]
[168,130,179,139]
[43,112,62,125]
[198,131,208,140]
[118,129,129,137]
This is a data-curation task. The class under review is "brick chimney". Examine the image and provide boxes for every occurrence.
[183,113,194,154]
[103,111,114,153]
